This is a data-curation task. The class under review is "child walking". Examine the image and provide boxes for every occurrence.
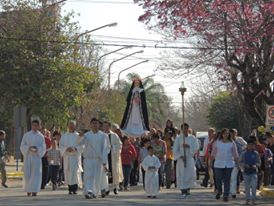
[141,146,161,198]
[240,137,261,205]
[47,140,62,190]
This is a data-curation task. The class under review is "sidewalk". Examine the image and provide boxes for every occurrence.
[2,157,23,178]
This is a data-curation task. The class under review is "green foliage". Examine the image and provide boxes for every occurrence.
[208,92,241,131]
[0,0,98,129]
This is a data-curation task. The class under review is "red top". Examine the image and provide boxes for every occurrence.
[44,136,52,157]
[121,144,137,165]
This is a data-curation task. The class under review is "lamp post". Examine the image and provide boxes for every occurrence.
[117,60,149,90]
[108,50,144,90]
[179,81,187,168]
[73,22,118,63]
[75,22,118,40]
[179,81,187,124]
[97,45,132,70]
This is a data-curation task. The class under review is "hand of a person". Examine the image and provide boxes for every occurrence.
[66,147,74,152]
[103,164,108,172]
[181,156,186,161]
[182,144,190,148]
[245,164,250,169]
[29,146,37,152]
[252,165,257,169]
[5,155,10,162]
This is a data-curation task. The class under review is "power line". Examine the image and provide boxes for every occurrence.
[92,34,187,44]
[0,36,228,50]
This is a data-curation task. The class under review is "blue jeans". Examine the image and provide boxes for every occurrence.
[244,174,257,201]
[122,164,132,188]
[214,167,233,197]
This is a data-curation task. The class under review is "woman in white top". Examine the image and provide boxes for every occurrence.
[211,128,239,202]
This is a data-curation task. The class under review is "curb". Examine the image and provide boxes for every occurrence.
[1,172,24,178]
[260,187,274,198]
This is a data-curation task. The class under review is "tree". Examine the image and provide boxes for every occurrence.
[135,0,274,129]
[71,89,126,129]
[0,0,99,129]
[208,92,245,133]
[185,96,212,132]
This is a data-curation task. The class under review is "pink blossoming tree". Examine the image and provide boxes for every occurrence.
[135,0,274,128]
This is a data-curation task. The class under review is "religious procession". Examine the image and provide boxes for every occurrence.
[0,0,274,206]
[1,78,274,206]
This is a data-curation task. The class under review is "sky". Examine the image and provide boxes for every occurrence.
[62,0,191,106]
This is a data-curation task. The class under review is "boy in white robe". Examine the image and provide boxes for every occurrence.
[141,146,161,198]
[173,123,199,196]
[20,120,46,196]
[59,120,83,195]
[78,117,109,199]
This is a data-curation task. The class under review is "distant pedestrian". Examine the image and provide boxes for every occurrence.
[138,138,150,188]
[0,130,9,188]
[59,121,83,195]
[151,131,167,188]
[121,136,137,191]
[173,123,199,197]
[20,120,46,196]
[230,129,247,198]
[41,129,52,189]
[211,128,239,202]
[47,140,62,190]
[240,138,261,205]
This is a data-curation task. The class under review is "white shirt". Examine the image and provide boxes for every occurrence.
[212,140,238,168]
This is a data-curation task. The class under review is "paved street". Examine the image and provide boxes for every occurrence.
[0,180,273,206]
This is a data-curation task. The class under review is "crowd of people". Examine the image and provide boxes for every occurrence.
[0,119,274,205]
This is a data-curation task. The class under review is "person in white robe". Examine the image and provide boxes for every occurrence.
[99,129,111,197]
[20,120,46,196]
[173,123,199,196]
[141,146,161,198]
[59,120,83,195]
[77,117,109,199]
[100,121,123,195]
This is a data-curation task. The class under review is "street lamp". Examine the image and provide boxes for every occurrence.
[108,50,144,90]
[73,22,118,63]
[97,45,132,69]
[117,60,149,90]
[75,22,118,40]
[179,81,187,124]
[179,81,187,168]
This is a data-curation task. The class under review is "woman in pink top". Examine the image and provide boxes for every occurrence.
[121,136,137,190]
[211,128,239,202]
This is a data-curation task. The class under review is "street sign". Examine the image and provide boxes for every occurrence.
[266,105,274,126]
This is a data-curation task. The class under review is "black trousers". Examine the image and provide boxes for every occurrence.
[48,165,60,185]
[141,168,146,189]
[202,167,210,187]
[68,184,78,192]
[41,157,49,189]
[130,160,139,185]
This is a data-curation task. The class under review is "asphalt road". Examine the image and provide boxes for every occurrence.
[0,181,273,206]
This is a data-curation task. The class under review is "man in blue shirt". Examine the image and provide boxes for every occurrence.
[240,137,261,205]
